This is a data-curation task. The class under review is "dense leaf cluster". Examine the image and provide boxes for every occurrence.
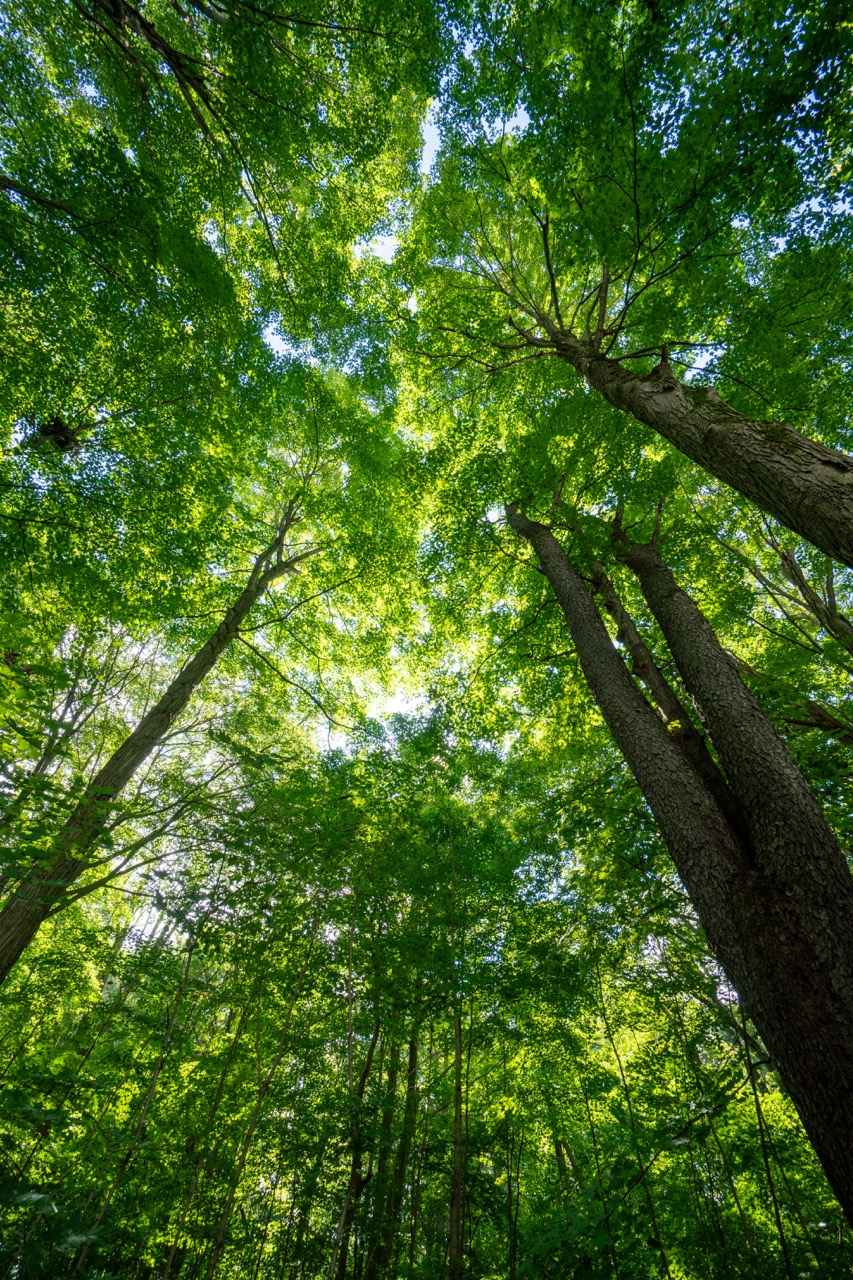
[2,0,853,1276]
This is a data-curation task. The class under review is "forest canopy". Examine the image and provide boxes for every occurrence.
[2,1,853,1276]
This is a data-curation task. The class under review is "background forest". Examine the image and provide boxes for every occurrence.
[2,0,853,1276]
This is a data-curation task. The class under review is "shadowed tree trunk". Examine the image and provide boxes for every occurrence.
[448,1012,464,1280]
[0,503,317,983]
[363,1039,400,1280]
[328,1018,382,1280]
[365,1028,420,1279]
[506,502,853,1220]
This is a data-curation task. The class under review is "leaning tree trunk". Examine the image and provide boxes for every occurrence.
[0,503,315,983]
[539,324,853,566]
[616,534,853,1215]
[506,503,853,1220]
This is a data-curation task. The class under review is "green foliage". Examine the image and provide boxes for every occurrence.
[2,0,853,1276]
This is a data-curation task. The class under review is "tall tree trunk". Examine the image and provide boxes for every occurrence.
[286,1139,330,1280]
[616,533,853,1218]
[539,324,853,565]
[595,960,671,1278]
[367,1030,419,1279]
[0,503,316,983]
[72,935,198,1274]
[506,503,853,1220]
[409,1023,433,1271]
[448,1013,464,1280]
[328,1018,382,1280]
[363,1039,400,1280]
[202,925,319,1279]
[163,1001,252,1278]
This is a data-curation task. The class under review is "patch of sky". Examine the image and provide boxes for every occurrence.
[679,343,724,380]
[371,690,430,719]
[352,233,399,262]
[421,105,441,175]
[262,322,317,365]
[481,105,530,145]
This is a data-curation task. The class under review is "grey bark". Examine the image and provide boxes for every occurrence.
[507,504,853,1220]
[617,534,853,1216]
[539,324,853,565]
[0,504,316,983]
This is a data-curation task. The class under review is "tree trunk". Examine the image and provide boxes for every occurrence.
[505,504,748,953]
[0,505,314,983]
[368,1031,418,1278]
[363,1039,400,1280]
[547,327,853,565]
[506,503,853,1220]
[448,1013,464,1280]
[203,926,319,1279]
[617,534,853,1219]
[328,1018,382,1280]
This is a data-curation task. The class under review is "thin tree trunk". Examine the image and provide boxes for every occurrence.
[743,1029,795,1280]
[448,1013,464,1280]
[409,1023,433,1271]
[286,1139,330,1280]
[202,925,319,1279]
[363,1037,398,1279]
[595,961,672,1278]
[0,503,316,982]
[163,1002,252,1277]
[327,1018,382,1280]
[506,503,853,1220]
[365,1030,416,1279]
[72,935,198,1273]
[580,1083,621,1279]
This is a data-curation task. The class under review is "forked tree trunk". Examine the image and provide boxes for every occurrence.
[506,503,853,1220]
[617,535,853,1215]
[0,505,315,983]
[542,326,853,565]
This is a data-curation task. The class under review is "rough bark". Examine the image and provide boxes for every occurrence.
[0,505,315,983]
[591,564,747,844]
[505,504,748,958]
[617,535,853,1215]
[507,504,853,1220]
[541,325,853,565]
